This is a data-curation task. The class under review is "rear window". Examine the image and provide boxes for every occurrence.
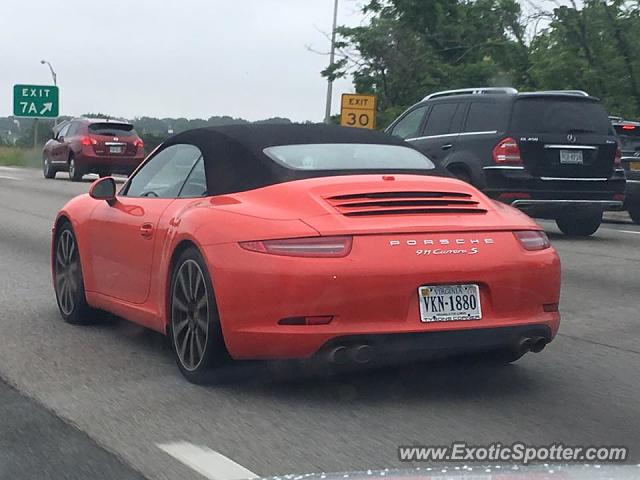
[88,122,137,137]
[614,125,640,149]
[511,98,611,134]
[423,103,458,136]
[263,143,436,170]
[465,102,508,132]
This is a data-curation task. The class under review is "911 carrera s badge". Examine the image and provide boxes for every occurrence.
[389,238,494,256]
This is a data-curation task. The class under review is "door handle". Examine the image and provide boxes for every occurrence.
[140,223,154,239]
[441,143,453,150]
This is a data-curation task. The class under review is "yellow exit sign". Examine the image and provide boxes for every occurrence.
[340,93,376,129]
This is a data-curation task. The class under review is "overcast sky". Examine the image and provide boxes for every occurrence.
[1,0,365,122]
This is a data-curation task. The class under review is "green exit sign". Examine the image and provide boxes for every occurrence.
[13,84,59,118]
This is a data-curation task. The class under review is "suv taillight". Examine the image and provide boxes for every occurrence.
[80,136,97,146]
[134,139,144,149]
[492,137,522,165]
[614,144,622,168]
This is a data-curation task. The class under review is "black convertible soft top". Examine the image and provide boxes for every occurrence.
[161,124,445,195]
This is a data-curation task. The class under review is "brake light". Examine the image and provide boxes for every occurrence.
[514,231,550,251]
[80,136,97,146]
[614,144,622,167]
[493,137,522,165]
[239,236,353,257]
[622,125,636,130]
[134,139,144,148]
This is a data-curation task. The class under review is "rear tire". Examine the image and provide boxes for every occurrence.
[43,156,56,179]
[169,247,229,383]
[53,222,96,324]
[99,171,111,178]
[628,203,640,225]
[68,156,84,182]
[555,210,602,236]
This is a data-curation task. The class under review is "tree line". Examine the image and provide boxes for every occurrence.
[323,0,640,127]
[0,115,294,150]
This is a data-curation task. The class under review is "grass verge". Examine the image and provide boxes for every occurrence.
[0,147,42,168]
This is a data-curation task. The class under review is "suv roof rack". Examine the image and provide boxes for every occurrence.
[525,90,590,97]
[423,87,518,101]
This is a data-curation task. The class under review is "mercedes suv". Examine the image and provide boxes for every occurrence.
[386,88,626,236]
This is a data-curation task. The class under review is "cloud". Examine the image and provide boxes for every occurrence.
[0,0,364,122]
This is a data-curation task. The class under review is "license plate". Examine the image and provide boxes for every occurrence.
[630,161,640,171]
[418,284,482,323]
[109,146,122,154]
[559,150,583,165]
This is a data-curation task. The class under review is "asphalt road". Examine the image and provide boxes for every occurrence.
[1,165,639,480]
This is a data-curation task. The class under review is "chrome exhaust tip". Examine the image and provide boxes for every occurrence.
[352,344,373,364]
[530,337,547,353]
[328,346,349,365]
[518,337,534,354]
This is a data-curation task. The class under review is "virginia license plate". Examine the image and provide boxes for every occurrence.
[559,150,583,165]
[418,284,482,323]
[630,161,640,171]
[109,146,122,154]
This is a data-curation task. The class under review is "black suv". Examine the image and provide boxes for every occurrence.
[610,116,640,224]
[386,88,626,236]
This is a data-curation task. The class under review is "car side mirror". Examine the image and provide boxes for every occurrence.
[89,177,116,205]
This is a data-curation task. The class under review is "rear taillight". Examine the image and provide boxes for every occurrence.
[80,136,97,146]
[622,125,636,130]
[514,230,550,251]
[239,236,353,257]
[614,144,622,167]
[493,137,522,165]
[134,139,144,149]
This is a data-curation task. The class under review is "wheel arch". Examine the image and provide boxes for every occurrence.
[51,214,72,281]
[446,161,472,178]
[442,154,487,189]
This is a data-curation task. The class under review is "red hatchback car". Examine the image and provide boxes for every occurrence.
[42,118,145,181]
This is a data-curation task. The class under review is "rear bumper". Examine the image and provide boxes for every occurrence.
[625,178,640,197]
[483,166,626,216]
[315,324,554,361]
[76,152,144,174]
[511,199,622,213]
[204,232,561,360]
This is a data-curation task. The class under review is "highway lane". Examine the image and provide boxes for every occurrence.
[0,166,639,480]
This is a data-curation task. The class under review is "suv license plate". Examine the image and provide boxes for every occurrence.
[630,161,640,171]
[109,146,122,154]
[560,150,583,165]
[418,284,482,323]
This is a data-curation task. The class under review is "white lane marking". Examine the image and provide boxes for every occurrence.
[616,229,640,235]
[0,166,22,171]
[157,442,258,480]
[0,175,20,180]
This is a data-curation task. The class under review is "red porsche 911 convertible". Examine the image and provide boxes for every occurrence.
[52,124,560,383]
